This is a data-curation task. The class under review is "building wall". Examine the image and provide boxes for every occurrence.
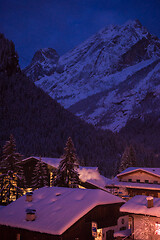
[22,158,50,188]
[128,188,160,198]
[133,214,160,240]
[63,203,124,240]
[0,225,61,240]
[119,171,160,184]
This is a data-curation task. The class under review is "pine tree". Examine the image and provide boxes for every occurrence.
[119,145,137,173]
[54,137,80,188]
[0,134,25,204]
[31,157,49,190]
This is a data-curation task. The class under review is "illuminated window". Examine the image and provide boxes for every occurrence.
[16,233,20,240]
[95,229,102,240]
[128,216,133,229]
[155,223,160,235]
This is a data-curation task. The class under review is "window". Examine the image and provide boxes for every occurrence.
[136,179,140,183]
[121,218,125,224]
[154,181,158,184]
[128,179,132,182]
[95,229,102,240]
[16,234,20,240]
[145,180,149,183]
[155,223,160,235]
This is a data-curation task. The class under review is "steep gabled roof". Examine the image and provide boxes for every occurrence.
[120,195,160,217]
[117,167,160,178]
[0,187,124,235]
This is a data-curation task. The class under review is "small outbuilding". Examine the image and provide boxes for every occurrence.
[0,186,125,240]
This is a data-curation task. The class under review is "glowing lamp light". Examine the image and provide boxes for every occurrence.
[155,222,160,235]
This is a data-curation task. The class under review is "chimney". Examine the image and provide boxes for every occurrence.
[26,209,36,221]
[146,196,154,208]
[26,192,33,202]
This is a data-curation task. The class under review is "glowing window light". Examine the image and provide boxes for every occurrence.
[95,229,102,240]
[155,222,160,235]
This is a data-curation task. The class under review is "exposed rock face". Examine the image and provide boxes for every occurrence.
[23,48,59,81]
[24,20,160,131]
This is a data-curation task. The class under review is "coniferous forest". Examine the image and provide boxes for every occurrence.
[0,33,123,177]
[1,33,160,177]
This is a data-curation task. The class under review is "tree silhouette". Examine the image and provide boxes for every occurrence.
[31,157,49,189]
[119,145,137,173]
[0,134,25,204]
[54,137,79,188]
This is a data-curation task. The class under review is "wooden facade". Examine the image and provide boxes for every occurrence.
[118,169,160,184]
[127,187,160,198]
[21,157,107,191]
[21,157,50,187]
[0,202,125,240]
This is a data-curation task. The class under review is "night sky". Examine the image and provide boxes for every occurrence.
[1,0,160,68]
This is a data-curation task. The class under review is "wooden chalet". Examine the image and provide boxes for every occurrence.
[0,187,126,240]
[21,156,111,192]
[20,156,61,187]
[106,167,160,198]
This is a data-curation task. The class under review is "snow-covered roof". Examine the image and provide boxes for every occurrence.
[106,177,160,191]
[120,195,160,217]
[0,206,5,210]
[117,167,160,178]
[0,187,124,235]
[79,166,98,171]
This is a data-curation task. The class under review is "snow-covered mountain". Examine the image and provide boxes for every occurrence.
[24,20,160,131]
[23,48,59,81]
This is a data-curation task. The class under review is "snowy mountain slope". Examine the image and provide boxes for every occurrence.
[25,20,160,131]
[69,59,160,131]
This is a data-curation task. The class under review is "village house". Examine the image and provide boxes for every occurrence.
[21,156,111,191]
[0,186,127,240]
[120,195,160,239]
[106,167,160,198]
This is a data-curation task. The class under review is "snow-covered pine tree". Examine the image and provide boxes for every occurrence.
[31,157,49,190]
[54,137,80,188]
[119,144,137,173]
[0,134,25,204]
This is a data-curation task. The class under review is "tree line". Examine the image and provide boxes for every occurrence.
[0,135,80,205]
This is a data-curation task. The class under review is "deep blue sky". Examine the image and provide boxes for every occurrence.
[1,0,160,68]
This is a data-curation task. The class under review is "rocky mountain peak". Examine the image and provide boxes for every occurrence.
[23,48,59,81]
[31,48,59,64]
